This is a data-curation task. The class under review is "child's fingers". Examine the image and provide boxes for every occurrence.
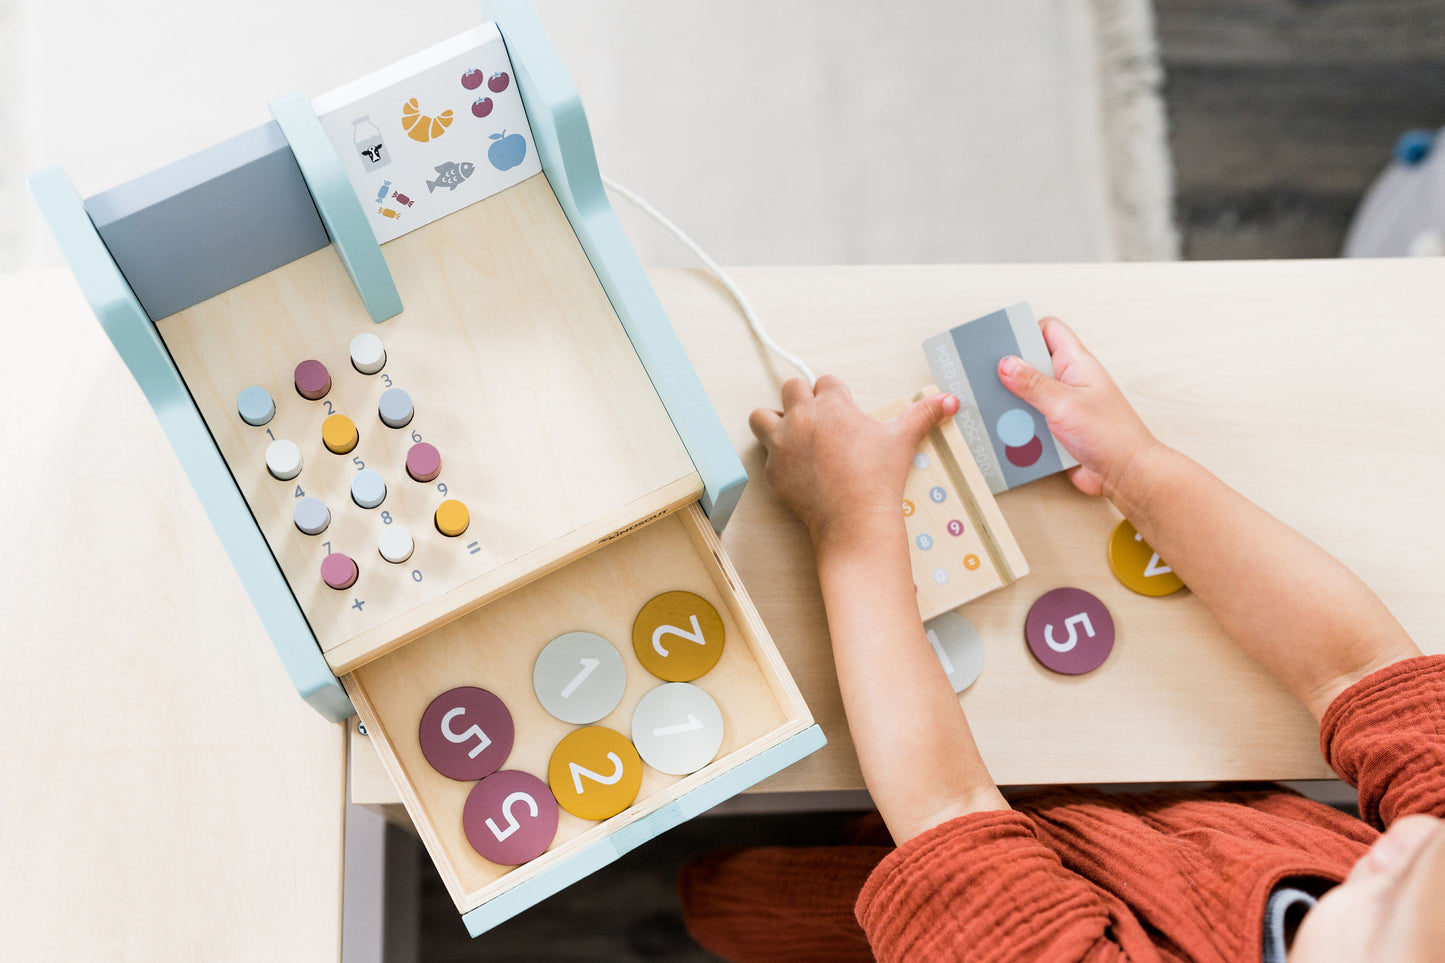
[748,407,782,444]
[780,377,814,411]
[997,354,1067,416]
[891,392,959,446]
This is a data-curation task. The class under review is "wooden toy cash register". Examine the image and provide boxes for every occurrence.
[29,1,823,936]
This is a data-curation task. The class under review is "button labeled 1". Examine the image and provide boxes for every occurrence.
[418,686,514,781]
[632,591,726,682]
[533,632,627,725]
[630,682,725,776]
[462,770,558,865]
[547,726,644,821]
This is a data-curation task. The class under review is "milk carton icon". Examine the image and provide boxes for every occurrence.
[353,116,390,171]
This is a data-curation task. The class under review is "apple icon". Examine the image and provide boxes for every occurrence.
[488,130,527,171]
[488,71,510,93]
[471,97,494,118]
[461,69,484,90]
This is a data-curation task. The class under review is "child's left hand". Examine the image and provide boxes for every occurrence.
[749,376,959,552]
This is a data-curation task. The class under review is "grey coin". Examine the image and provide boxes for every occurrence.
[923,611,985,693]
[532,632,627,725]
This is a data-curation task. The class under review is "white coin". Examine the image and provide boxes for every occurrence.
[630,683,724,776]
[923,611,985,693]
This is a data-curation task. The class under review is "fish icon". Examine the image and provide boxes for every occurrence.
[427,161,475,193]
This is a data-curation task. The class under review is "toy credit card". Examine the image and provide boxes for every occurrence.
[923,302,1077,494]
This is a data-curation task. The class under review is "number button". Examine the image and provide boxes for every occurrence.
[546,726,644,821]
[915,533,934,551]
[947,519,965,537]
[378,387,414,429]
[533,632,627,725]
[407,442,442,482]
[632,591,726,682]
[417,686,514,781]
[901,500,915,517]
[929,486,947,504]
[462,770,558,865]
[293,497,330,536]
[630,682,725,776]
[1024,587,1115,676]
[236,386,275,426]
[322,414,358,454]
[931,567,949,585]
[963,553,981,571]
[912,452,931,470]
[294,359,331,400]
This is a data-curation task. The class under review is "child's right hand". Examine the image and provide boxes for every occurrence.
[995,317,1159,499]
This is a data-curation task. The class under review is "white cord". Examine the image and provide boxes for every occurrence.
[600,174,818,386]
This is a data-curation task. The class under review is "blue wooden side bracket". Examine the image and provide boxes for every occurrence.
[461,724,827,936]
[27,167,354,723]
[492,0,748,532]
[269,92,403,323]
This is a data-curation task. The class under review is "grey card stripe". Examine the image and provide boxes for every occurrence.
[924,331,1006,493]
[951,308,1064,489]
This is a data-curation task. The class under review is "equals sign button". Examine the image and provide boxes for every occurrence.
[466,541,481,555]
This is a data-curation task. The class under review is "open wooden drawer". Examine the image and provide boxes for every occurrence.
[344,502,825,935]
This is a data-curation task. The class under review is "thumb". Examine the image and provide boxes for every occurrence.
[998,354,1067,416]
[892,392,959,446]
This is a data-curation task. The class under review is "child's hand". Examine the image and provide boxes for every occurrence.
[996,317,1159,499]
[749,376,959,551]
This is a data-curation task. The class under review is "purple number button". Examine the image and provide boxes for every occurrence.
[418,686,514,781]
[947,519,965,537]
[462,769,558,865]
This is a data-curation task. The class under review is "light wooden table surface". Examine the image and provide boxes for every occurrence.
[364,258,1445,802]
[8,259,1441,957]
[1,269,346,961]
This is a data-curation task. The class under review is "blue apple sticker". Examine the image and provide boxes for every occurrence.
[488,130,527,171]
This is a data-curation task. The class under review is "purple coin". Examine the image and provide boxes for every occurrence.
[418,686,514,781]
[1025,587,1115,675]
[294,359,331,400]
[462,769,559,865]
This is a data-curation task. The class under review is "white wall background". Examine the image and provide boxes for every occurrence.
[6,0,1170,272]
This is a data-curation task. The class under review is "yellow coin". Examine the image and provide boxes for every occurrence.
[321,414,358,454]
[547,726,643,821]
[1108,518,1185,596]
[434,499,470,537]
[632,591,726,682]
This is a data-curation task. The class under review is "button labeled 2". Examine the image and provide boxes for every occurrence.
[418,686,514,781]
[632,591,726,682]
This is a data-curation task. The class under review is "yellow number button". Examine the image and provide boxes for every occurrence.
[632,591,726,682]
[434,499,469,537]
[322,414,358,454]
[547,726,643,821]
[1108,519,1185,596]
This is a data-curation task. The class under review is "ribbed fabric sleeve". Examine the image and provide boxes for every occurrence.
[856,810,1153,963]
[1320,654,1445,829]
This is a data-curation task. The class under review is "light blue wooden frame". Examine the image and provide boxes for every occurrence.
[492,0,748,531]
[27,167,355,722]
